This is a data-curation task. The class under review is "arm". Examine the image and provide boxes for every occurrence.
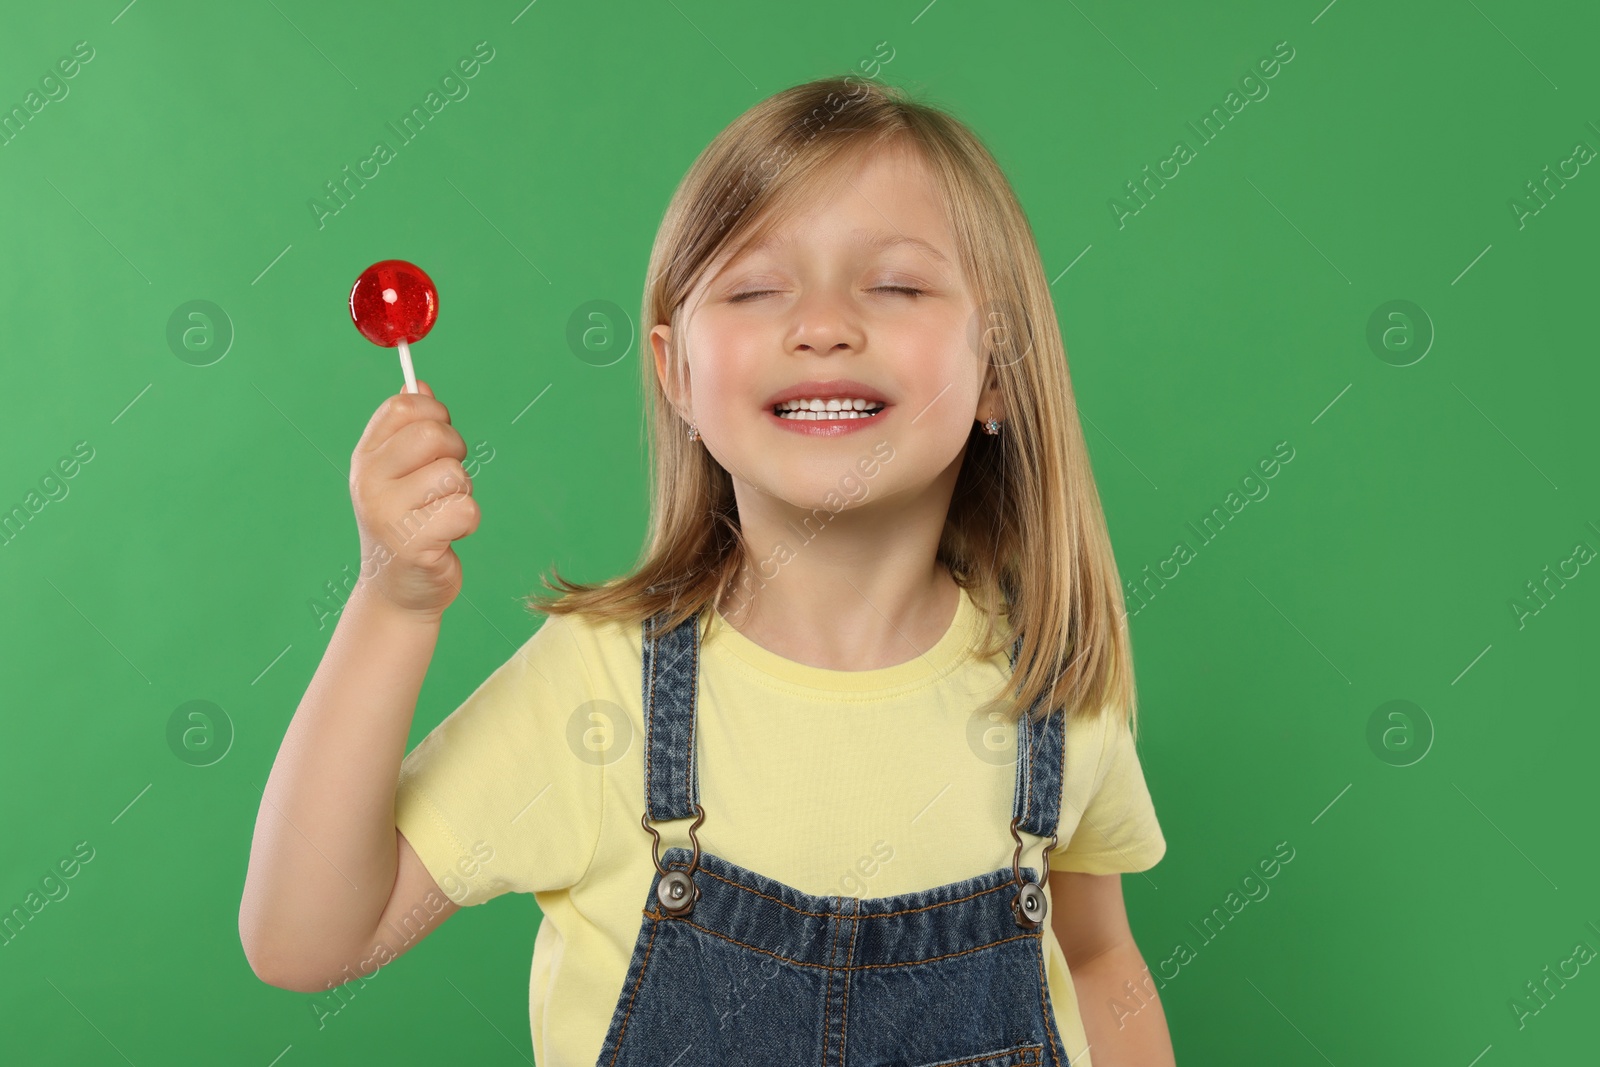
[1049,870,1175,1067]
[238,587,459,992]
[241,381,479,992]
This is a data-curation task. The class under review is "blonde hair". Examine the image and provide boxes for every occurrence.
[525,75,1139,737]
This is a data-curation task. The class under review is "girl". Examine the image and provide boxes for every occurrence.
[240,75,1173,1066]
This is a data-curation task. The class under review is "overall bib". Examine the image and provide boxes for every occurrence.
[594,607,1073,1067]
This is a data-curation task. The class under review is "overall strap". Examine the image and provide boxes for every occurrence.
[1008,634,1066,840]
[641,607,704,823]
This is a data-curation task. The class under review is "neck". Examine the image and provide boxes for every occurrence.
[713,458,964,672]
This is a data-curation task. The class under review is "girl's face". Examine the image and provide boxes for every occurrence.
[651,146,999,514]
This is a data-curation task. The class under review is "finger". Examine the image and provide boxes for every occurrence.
[393,464,478,542]
[357,391,453,455]
[404,455,474,506]
[425,492,480,545]
[368,419,469,482]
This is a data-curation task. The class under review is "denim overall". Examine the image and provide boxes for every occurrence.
[593,606,1072,1066]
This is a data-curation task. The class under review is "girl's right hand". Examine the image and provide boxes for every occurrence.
[348,380,481,621]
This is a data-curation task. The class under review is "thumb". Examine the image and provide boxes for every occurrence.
[415,380,434,398]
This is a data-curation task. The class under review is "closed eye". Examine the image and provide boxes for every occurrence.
[728,286,926,303]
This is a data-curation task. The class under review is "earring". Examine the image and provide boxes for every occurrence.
[982,417,1003,436]
[687,422,701,442]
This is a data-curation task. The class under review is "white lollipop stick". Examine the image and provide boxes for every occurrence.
[397,339,418,394]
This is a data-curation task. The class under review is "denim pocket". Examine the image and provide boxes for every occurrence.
[905,1043,1046,1067]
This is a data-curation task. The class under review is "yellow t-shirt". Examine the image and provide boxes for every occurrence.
[394,584,1165,1066]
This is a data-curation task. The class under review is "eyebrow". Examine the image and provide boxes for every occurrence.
[746,227,950,265]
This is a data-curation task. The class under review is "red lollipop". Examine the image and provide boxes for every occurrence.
[349,259,438,394]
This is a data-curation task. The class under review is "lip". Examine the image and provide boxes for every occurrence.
[763,378,891,408]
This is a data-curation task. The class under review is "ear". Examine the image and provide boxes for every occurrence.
[650,323,689,418]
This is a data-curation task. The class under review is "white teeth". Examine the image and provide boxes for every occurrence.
[777,408,882,420]
[774,397,885,415]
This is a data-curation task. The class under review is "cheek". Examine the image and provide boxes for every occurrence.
[899,342,986,455]
[687,323,765,418]
[907,331,984,410]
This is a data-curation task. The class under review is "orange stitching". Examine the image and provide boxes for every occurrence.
[853,932,1041,972]
[821,899,842,1065]
[1047,711,1067,839]
[685,616,698,811]
[1032,940,1064,1066]
[675,862,1018,918]
[604,912,661,1067]
[1022,710,1039,825]
[654,911,1041,971]
[921,1047,1044,1067]
[644,619,658,822]
[837,896,860,1065]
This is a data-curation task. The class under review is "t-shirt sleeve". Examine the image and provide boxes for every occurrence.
[1049,713,1166,874]
[394,612,604,907]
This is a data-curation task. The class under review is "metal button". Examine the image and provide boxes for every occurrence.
[657,870,698,915]
[1013,881,1047,928]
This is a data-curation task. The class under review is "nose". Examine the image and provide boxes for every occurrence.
[787,288,866,355]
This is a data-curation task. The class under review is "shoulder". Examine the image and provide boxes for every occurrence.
[509,607,655,710]
[522,607,637,667]
[435,609,629,729]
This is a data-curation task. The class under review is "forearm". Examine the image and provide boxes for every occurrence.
[1072,941,1176,1067]
[239,584,440,985]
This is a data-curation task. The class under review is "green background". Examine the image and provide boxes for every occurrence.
[2,0,1595,1063]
